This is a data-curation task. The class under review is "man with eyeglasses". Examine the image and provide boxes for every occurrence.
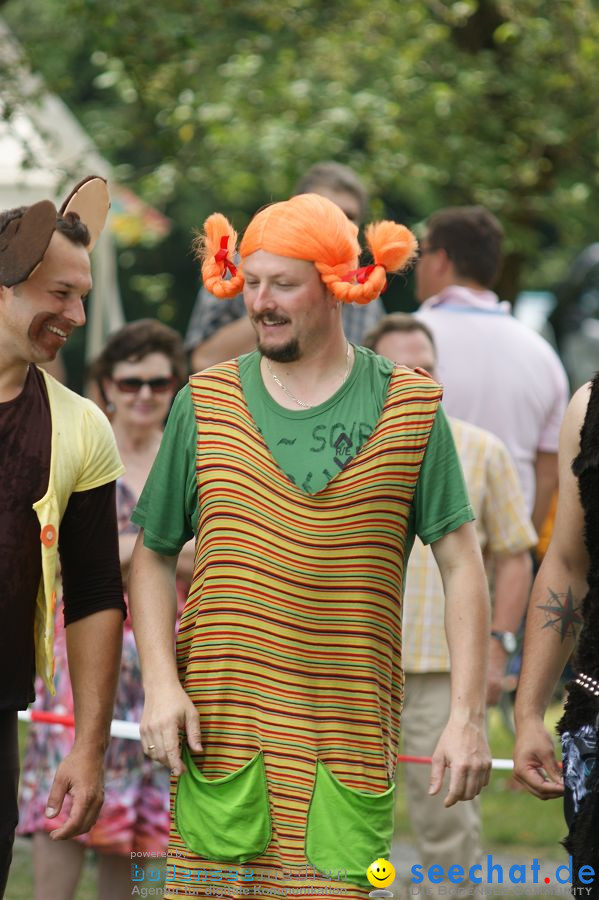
[185,161,385,371]
[0,182,125,897]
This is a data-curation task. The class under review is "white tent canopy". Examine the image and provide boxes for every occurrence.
[0,17,124,360]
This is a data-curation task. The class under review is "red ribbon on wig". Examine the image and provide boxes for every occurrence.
[214,236,237,276]
[341,263,387,292]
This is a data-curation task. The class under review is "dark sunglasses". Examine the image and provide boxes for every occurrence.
[112,376,176,394]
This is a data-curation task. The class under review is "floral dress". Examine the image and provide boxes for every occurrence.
[17,479,188,855]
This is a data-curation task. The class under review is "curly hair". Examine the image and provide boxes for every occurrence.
[90,319,187,388]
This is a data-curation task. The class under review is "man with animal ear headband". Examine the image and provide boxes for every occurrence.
[129,193,492,900]
[0,177,125,897]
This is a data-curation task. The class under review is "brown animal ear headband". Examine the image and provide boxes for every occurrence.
[0,175,110,288]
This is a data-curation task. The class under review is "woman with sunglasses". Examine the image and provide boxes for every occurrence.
[18,320,192,900]
[94,320,187,582]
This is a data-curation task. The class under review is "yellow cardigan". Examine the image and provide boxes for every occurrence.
[32,369,124,692]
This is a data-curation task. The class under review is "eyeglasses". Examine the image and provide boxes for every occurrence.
[112,376,176,394]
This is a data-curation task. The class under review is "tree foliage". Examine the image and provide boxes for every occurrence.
[3,0,599,325]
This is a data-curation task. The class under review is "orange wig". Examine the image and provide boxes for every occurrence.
[196,193,417,305]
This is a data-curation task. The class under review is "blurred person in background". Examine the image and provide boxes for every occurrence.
[365,313,536,894]
[18,319,194,900]
[415,206,569,535]
[185,161,383,370]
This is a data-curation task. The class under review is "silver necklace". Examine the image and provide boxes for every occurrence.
[265,343,351,409]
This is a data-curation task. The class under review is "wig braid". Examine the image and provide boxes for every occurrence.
[315,261,387,305]
[366,220,418,272]
[195,213,244,299]
[318,220,418,305]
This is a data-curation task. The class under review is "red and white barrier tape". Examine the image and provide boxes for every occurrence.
[18,709,140,741]
[396,753,513,771]
[18,710,514,769]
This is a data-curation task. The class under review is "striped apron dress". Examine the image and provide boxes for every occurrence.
[164,360,441,899]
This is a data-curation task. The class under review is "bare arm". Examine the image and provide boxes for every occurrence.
[175,538,196,585]
[120,532,194,584]
[429,521,492,806]
[487,550,532,705]
[514,385,590,799]
[532,450,559,535]
[128,531,202,775]
[117,531,138,581]
[46,608,123,839]
[190,316,256,372]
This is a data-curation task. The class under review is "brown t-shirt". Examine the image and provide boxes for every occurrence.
[0,366,125,710]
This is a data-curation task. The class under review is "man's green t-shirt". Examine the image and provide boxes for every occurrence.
[132,347,473,558]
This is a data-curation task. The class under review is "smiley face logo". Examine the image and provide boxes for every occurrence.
[367,858,396,889]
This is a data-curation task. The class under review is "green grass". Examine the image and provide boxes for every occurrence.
[7,838,98,899]
[395,702,567,853]
[7,706,569,897]
[482,703,566,851]
[393,703,569,900]
[7,723,98,899]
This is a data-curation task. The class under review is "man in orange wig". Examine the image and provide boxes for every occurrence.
[129,194,492,899]
[185,160,380,371]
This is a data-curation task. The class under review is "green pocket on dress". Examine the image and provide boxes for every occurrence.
[175,745,272,862]
[305,760,395,886]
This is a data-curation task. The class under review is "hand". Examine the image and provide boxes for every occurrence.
[428,717,491,807]
[397,364,435,381]
[141,681,202,776]
[413,365,434,380]
[513,719,564,799]
[45,746,105,840]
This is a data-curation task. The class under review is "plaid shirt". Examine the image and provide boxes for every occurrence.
[184,286,385,350]
[402,417,537,673]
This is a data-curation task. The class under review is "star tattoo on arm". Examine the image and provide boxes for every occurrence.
[537,586,583,641]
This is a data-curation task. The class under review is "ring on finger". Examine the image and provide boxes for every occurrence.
[147,744,156,751]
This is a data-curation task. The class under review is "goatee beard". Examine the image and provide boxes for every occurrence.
[258,338,300,363]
